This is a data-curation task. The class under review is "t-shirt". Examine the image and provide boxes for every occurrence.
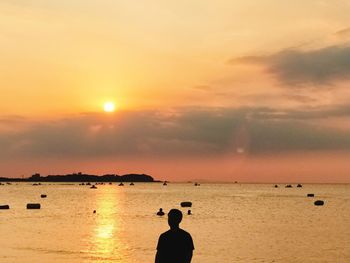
[156,228,194,263]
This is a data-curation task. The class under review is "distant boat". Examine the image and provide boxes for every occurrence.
[285,184,292,188]
[297,184,302,188]
[130,182,135,186]
[90,185,97,189]
[119,182,124,186]
[163,181,168,186]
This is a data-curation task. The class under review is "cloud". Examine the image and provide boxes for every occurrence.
[192,85,213,91]
[335,27,350,38]
[1,107,350,159]
[250,104,350,120]
[230,45,350,86]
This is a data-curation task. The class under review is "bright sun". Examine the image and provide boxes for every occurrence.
[103,102,115,112]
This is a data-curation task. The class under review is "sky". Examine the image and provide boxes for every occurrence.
[1,0,350,182]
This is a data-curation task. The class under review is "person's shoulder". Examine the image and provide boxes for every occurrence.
[160,229,172,238]
[179,228,193,238]
[179,228,195,249]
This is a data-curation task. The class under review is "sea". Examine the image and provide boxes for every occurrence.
[0,183,349,263]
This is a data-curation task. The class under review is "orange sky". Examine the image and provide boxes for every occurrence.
[1,1,350,181]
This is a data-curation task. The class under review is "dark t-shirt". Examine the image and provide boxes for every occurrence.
[156,228,194,263]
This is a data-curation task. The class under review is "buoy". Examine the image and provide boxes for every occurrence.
[314,200,324,206]
[157,208,165,216]
[41,194,47,198]
[181,202,192,208]
[27,203,41,209]
[0,205,10,209]
[307,194,315,197]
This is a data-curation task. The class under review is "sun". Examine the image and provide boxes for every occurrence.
[103,102,116,112]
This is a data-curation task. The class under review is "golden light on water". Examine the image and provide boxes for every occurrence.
[88,187,129,262]
[104,102,116,113]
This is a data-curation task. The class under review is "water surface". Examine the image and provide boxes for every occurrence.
[0,183,349,262]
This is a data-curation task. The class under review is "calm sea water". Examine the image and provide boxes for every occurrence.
[0,183,349,262]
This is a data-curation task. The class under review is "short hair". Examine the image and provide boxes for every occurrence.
[168,209,183,224]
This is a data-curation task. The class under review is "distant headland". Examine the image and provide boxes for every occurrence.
[0,172,156,183]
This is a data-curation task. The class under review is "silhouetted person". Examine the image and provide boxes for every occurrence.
[187,210,192,215]
[157,208,165,216]
[155,209,194,263]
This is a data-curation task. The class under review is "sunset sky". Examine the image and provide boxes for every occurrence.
[1,1,350,182]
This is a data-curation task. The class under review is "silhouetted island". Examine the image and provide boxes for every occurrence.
[0,172,155,183]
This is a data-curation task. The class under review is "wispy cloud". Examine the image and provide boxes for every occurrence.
[335,27,350,38]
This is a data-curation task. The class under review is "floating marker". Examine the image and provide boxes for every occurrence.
[27,203,41,209]
[314,200,324,206]
[181,202,192,208]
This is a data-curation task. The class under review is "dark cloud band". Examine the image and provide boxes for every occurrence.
[1,106,350,159]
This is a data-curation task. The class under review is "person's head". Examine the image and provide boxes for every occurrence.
[159,208,163,212]
[168,209,183,229]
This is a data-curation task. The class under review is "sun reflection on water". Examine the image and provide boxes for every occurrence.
[85,186,129,263]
